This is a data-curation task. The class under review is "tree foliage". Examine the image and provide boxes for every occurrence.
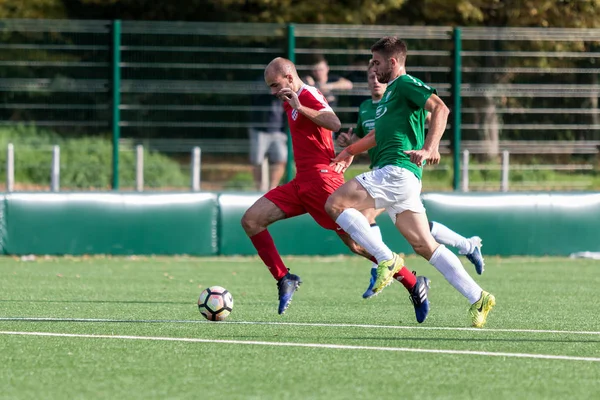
[420,0,600,28]
[210,0,406,24]
[3,0,599,28]
[0,0,65,18]
[57,0,407,24]
[0,0,600,28]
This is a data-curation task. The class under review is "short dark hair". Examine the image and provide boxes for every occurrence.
[367,59,376,74]
[370,37,407,64]
[310,54,327,66]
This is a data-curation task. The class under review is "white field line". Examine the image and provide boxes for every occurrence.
[1,317,600,336]
[0,330,598,362]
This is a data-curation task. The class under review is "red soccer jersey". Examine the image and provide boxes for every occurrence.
[282,85,337,178]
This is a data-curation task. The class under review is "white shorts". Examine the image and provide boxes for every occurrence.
[249,129,288,165]
[355,165,425,223]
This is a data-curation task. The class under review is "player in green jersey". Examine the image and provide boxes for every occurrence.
[337,63,486,300]
[326,37,495,328]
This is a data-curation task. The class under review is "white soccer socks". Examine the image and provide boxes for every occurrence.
[430,221,474,255]
[336,208,394,263]
[369,224,382,267]
[429,244,481,304]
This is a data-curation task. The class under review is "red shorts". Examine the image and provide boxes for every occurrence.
[265,175,345,231]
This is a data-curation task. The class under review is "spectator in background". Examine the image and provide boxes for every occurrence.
[345,57,371,115]
[304,55,353,110]
[249,79,288,191]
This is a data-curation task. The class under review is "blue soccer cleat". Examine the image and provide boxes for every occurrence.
[409,274,430,324]
[277,273,302,314]
[362,267,378,299]
[465,236,485,275]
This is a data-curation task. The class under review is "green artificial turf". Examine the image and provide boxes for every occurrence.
[1,255,599,399]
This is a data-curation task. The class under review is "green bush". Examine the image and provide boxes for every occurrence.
[223,171,254,190]
[0,125,188,189]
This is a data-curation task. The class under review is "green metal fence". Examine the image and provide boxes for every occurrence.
[458,27,600,191]
[0,19,112,131]
[0,20,599,192]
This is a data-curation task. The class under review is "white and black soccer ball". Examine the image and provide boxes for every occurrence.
[198,286,234,321]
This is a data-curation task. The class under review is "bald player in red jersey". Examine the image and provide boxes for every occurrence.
[241,57,418,315]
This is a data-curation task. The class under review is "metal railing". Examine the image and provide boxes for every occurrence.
[3,142,203,192]
[0,20,599,192]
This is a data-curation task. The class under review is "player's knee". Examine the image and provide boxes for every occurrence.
[410,240,437,260]
[324,195,341,218]
[240,210,259,235]
[411,245,428,259]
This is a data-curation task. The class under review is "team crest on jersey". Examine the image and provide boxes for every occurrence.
[375,106,387,119]
[291,109,298,121]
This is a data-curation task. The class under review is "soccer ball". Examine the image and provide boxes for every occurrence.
[198,286,234,321]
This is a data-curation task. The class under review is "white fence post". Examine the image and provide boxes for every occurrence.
[136,145,144,192]
[501,150,510,192]
[260,158,269,192]
[51,145,60,192]
[191,146,201,191]
[6,143,14,192]
[461,149,469,192]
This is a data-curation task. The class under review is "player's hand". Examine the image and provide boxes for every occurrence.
[404,148,441,166]
[276,88,301,109]
[427,148,441,165]
[331,155,354,173]
[319,82,331,92]
[330,147,354,165]
[336,128,352,148]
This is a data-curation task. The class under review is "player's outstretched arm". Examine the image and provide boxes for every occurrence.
[346,129,376,156]
[331,129,376,165]
[322,77,353,91]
